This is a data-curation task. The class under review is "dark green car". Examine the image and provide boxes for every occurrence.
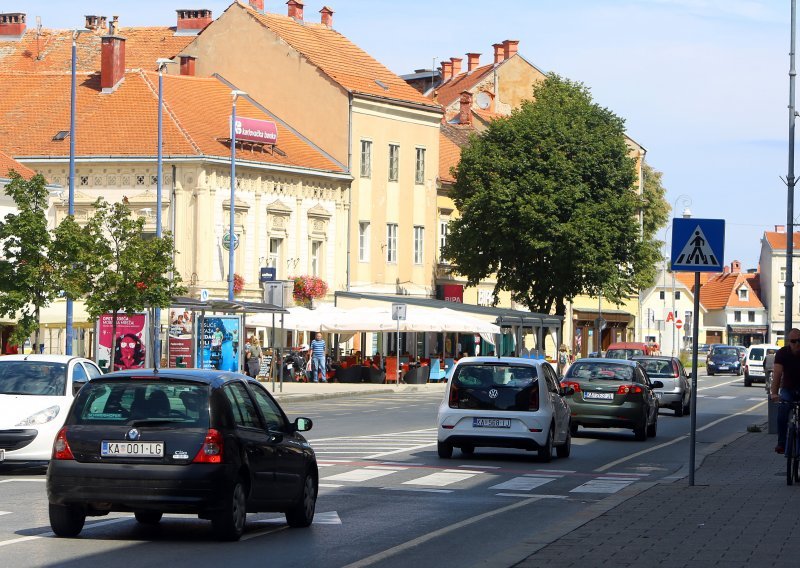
[561,358,662,441]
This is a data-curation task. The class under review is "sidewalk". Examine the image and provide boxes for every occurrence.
[256,379,445,402]
[514,426,800,568]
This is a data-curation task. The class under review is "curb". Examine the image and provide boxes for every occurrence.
[268,384,445,403]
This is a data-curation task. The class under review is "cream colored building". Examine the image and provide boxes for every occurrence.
[759,227,800,344]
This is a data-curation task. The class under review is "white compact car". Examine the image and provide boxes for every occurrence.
[437,357,572,461]
[0,355,102,462]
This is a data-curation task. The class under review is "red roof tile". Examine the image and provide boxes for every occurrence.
[764,231,800,251]
[674,271,764,310]
[434,63,496,108]
[0,150,36,179]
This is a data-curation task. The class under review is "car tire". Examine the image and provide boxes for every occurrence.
[538,426,553,462]
[461,445,475,456]
[134,511,163,525]
[633,411,647,441]
[675,402,684,417]
[49,503,86,538]
[570,421,578,436]
[647,415,657,438]
[212,477,247,541]
[707,370,714,376]
[556,426,571,458]
[286,472,317,528]
[437,441,453,459]
[744,375,753,387]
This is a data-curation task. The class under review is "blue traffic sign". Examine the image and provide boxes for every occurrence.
[671,218,725,272]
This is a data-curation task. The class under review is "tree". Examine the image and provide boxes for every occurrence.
[641,162,670,241]
[443,73,661,316]
[0,172,61,347]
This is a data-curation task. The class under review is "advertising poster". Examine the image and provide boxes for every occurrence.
[198,316,241,372]
[168,308,195,368]
[97,313,148,372]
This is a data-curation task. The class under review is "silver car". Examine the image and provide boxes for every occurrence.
[633,356,691,417]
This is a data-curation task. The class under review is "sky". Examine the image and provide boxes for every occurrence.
[7,0,792,269]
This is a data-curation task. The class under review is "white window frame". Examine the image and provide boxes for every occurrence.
[360,140,372,178]
[386,224,398,263]
[310,240,322,276]
[388,144,399,182]
[734,310,741,322]
[269,237,282,277]
[415,147,425,185]
[738,287,748,300]
[359,222,370,262]
[413,226,424,265]
[781,266,787,282]
[748,311,755,323]
[439,219,449,263]
[781,295,786,314]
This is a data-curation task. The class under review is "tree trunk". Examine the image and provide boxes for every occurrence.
[35,305,41,354]
[111,310,118,372]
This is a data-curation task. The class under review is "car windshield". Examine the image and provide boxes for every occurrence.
[606,349,644,359]
[0,361,68,396]
[566,362,633,381]
[638,359,677,378]
[451,364,538,411]
[71,381,209,427]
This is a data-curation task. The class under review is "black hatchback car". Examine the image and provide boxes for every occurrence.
[46,369,317,541]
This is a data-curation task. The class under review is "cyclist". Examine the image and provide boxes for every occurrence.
[770,327,800,453]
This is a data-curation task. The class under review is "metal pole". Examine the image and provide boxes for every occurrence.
[154,61,166,370]
[689,271,700,485]
[787,0,797,340]
[397,320,401,387]
[65,32,79,356]
[228,93,239,301]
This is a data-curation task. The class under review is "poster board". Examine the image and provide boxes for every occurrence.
[256,349,275,381]
[198,315,241,372]
[96,313,148,373]
[167,307,195,368]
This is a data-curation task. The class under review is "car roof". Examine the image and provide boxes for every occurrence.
[454,356,542,367]
[0,354,88,364]
[96,368,251,388]
[632,356,679,362]
[573,357,638,367]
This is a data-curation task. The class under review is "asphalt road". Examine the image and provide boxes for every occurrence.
[0,371,768,568]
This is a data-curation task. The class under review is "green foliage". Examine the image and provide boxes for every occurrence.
[443,73,659,315]
[641,162,670,241]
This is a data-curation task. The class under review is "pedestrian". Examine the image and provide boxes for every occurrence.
[245,336,262,377]
[770,327,800,453]
[310,332,327,383]
[557,344,569,377]
[232,328,239,356]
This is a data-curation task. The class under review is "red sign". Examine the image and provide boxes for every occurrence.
[232,116,278,145]
[676,319,683,330]
[442,284,463,303]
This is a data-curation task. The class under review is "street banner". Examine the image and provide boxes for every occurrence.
[97,313,148,372]
[198,316,241,372]
[167,308,195,368]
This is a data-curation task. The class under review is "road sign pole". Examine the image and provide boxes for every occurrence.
[397,319,401,388]
[689,270,700,486]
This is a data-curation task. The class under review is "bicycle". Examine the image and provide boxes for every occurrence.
[783,400,800,486]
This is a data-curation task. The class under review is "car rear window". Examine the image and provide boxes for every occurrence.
[0,361,67,396]
[606,349,644,359]
[567,362,634,381]
[749,348,765,361]
[71,381,209,427]
[450,364,538,411]
[639,360,678,378]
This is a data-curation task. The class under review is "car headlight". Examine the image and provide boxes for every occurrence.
[16,405,60,426]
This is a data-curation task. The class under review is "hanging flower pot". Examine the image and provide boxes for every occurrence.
[291,275,328,307]
[233,273,245,296]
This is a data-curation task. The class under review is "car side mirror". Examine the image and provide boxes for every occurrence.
[72,379,88,396]
[651,380,664,389]
[294,417,313,432]
[684,370,691,378]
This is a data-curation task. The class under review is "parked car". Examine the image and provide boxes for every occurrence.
[633,356,691,416]
[743,344,780,387]
[706,345,742,376]
[735,346,746,364]
[437,357,572,462]
[560,358,662,440]
[46,369,317,540]
[604,342,655,359]
[0,355,102,463]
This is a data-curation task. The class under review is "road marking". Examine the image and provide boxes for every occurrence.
[0,516,131,549]
[457,464,500,469]
[716,396,736,400]
[402,470,479,487]
[496,493,568,499]
[382,487,453,494]
[319,483,344,488]
[532,469,575,474]
[570,478,637,493]
[250,511,342,526]
[0,512,11,516]
[363,442,437,459]
[698,377,741,391]
[748,397,764,401]
[380,461,423,466]
[310,428,436,443]
[322,468,399,482]
[241,525,289,541]
[595,399,767,473]
[490,476,560,491]
[344,496,543,568]
[0,479,46,484]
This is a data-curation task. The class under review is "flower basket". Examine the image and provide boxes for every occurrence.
[291,275,328,307]
[233,273,245,296]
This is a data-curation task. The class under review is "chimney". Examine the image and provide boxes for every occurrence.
[175,9,213,35]
[723,265,731,274]
[249,0,265,12]
[466,52,481,72]
[450,57,463,77]
[180,55,196,76]
[0,13,26,39]
[441,61,453,82]
[84,15,107,32]
[492,43,504,64]
[287,0,304,21]
[320,6,333,28]
[459,91,472,126]
[100,35,126,93]
[731,260,742,274]
[108,15,118,36]
[502,39,519,59]
[776,225,786,233]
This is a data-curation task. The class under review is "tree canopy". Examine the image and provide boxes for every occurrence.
[443,73,663,315]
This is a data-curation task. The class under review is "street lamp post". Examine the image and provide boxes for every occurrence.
[664,195,692,356]
[787,0,797,341]
[228,90,247,301]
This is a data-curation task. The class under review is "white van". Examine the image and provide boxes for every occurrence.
[743,344,779,387]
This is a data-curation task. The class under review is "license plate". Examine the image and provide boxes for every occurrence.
[584,392,613,400]
[0,448,4,462]
[101,441,164,457]
[655,392,662,399]
[473,418,511,428]
[719,366,728,370]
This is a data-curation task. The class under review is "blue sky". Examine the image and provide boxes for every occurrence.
[14,0,791,269]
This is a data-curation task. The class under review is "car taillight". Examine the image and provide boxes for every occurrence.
[617,384,643,395]
[448,386,459,409]
[529,386,539,411]
[561,380,581,393]
[52,427,74,460]
[193,429,224,463]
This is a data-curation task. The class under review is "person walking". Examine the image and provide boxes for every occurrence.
[770,327,800,453]
[310,332,327,383]
[246,336,262,378]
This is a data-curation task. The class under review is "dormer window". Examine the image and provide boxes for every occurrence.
[738,287,748,300]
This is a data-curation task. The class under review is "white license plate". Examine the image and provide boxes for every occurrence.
[101,441,164,457]
[718,366,728,370]
[473,418,511,428]
[0,448,4,462]
[584,392,613,400]
[655,392,662,398]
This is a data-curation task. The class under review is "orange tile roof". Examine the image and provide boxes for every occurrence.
[700,273,764,310]
[673,271,714,293]
[0,150,36,179]
[0,71,342,174]
[0,27,194,73]
[764,231,800,251]
[439,131,461,184]
[242,4,438,109]
[433,63,496,108]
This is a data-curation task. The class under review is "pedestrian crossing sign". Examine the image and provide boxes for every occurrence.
[671,218,725,272]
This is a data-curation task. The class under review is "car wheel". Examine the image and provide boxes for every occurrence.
[437,441,453,459]
[675,402,684,417]
[134,511,163,525]
[707,370,714,376]
[633,410,647,441]
[461,445,475,456]
[683,397,691,416]
[538,426,553,462]
[569,421,578,436]
[647,415,657,438]
[286,472,317,528]
[744,374,752,387]
[212,477,247,541]
[556,425,571,458]
[49,503,86,538]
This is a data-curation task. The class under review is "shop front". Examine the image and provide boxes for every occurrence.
[727,325,768,347]
[572,308,634,358]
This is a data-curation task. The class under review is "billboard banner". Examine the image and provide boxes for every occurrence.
[198,316,241,372]
[97,313,148,372]
[232,116,278,145]
[167,308,195,368]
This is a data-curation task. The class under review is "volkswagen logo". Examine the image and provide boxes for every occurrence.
[488,389,499,399]
[127,428,140,441]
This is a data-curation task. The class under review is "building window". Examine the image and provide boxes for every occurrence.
[738,287,748,300]
[781,295,786,314]
[413,226,424,265]
[748,311,755,322]
[269,238,282,276]
[674,291,680,300]
[415,148,425,184]
[659,291,665,300]
[360,140,372,178]
[439,219,449,262]
[388,144,399,182]
[781,266,787,282]
[358,222,370,262]
[734,310,741,322]
[310,240,322,276]
[386,224,397,263]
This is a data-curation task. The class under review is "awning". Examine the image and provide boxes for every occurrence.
[170,297,286,314]
[728,325,768,334]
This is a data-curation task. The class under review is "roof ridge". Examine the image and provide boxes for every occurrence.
[138,70,203,156]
